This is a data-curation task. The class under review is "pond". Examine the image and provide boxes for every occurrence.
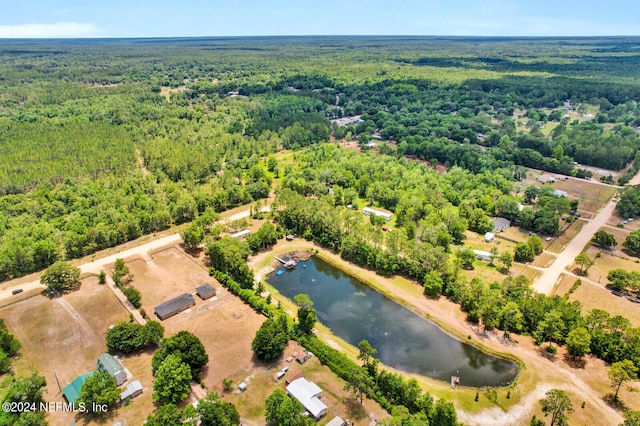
[267,256,518,387]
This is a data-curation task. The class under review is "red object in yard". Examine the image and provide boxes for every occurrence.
[382,227,388,231]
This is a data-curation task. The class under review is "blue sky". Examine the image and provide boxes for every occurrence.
[1,0,639,38]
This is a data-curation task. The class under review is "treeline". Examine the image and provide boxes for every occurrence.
[0,169,270,282]
[272,158,638,372]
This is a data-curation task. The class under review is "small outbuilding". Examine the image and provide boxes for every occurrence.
[326,416,347,426]
[63,373,93,404]
[120,380,143,402]
[195,283,216,300]
[537,174,555,183]
[230,229,250,239]
[295,352,313,364]
[484,232,495,243]
[97,353,127,386]
[552,189,568,198]
[154,293,195,320]
[473,250,494,262]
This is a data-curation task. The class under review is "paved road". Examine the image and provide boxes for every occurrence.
[533,171,640,295]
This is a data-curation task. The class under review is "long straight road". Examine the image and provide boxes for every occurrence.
[533,171,640,294]
[0,208,258,301]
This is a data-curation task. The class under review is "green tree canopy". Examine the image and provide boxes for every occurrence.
[79,371,120,417]
[294,293,316,335]
[251,316,289,362]
[198,392,240,426]
[566,327,592,357]
[609,360,639,401]
[152,331,209,381]
[152,354,192,404]
[592,230,617,249]
[539,389,574,426]
[40,261,81,295]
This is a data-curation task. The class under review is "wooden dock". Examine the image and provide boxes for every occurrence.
[274,256,297,270]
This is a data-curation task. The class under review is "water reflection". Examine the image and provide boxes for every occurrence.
[268,256,518,387]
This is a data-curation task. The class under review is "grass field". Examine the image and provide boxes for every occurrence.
[532,252,556,268]
[0,277,132,425]
[547,220,587,253]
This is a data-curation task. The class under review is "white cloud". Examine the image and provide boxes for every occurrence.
[0,22,100,38]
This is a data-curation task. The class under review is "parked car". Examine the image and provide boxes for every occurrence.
[11,288,23,295]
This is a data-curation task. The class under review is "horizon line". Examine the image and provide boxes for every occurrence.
[1,34,640,41]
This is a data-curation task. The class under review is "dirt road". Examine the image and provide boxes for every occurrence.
[0,207,258,301]
[532,199,617,294]
[533,169,640,294]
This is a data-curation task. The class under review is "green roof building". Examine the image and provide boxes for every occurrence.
[97,353,127,386]
[62,372,93,404]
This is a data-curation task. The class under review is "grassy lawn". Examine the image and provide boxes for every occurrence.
[547,219,586,253]
[532,252,556,268]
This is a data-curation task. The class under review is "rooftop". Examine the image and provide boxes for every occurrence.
[154,293,195,319]
[62,372,93,404]
[286,377,327,419]
[195,283,216,299]
[97,353,123,376]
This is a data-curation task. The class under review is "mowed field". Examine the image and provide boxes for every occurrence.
[524,169,618,218]
[125,246,267,392]
[0,277,133,425]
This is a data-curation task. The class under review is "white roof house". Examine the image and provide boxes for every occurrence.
[552,189,568,198]
[286,377,327,419]
[484,232,495,242]
[120,380,143,401]
[230,229,251,238]
[473,250,494,262]
[362,207,392,221]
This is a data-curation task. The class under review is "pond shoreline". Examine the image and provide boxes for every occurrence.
[266,248,520,388]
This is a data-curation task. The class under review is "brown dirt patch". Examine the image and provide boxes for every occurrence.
[124,245,268,397]
[568,278,640,328]
[0,279,130,424]
[532,252,556,268]
[126,246,210,310]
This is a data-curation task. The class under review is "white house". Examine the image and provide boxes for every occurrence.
[484,232,495,243]
[473,249,494,262]
[286,377,327,419]
[552,189,568,198]
[230,229,251,238]
[362,207,392,221]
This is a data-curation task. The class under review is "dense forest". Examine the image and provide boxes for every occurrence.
[1,36,640,282]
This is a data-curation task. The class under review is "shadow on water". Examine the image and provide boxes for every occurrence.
[267,256,518,387]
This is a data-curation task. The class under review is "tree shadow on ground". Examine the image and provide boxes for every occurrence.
[537,346,557,362]
[344,397,368,421]
[602,393,628,412]
[563,353,586,369]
